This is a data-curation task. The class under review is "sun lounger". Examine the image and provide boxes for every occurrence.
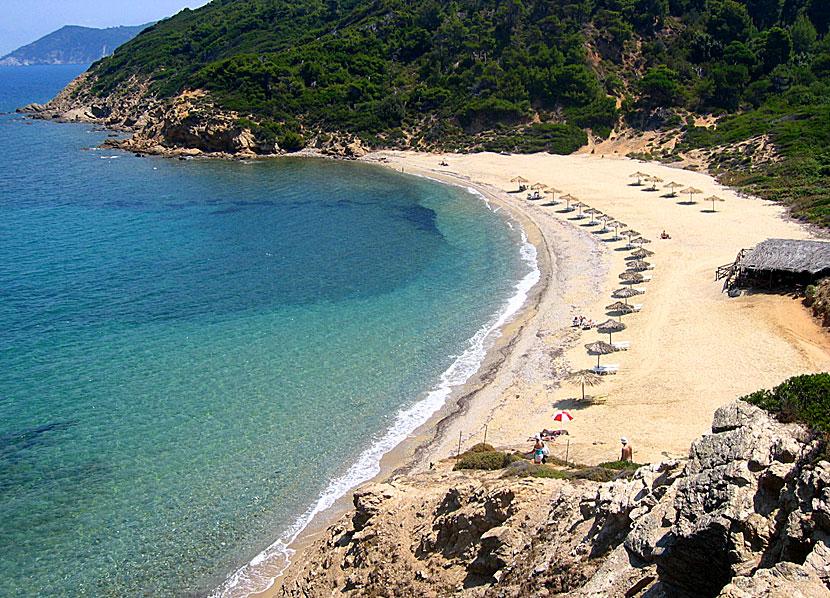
[634,286,647,293]
[632,304,643,312]
[611,340,630,350]
[592,364,619,375]
[646,263,655,270]
[641,274,653,281]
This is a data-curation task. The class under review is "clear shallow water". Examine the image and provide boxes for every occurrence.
[0,66,536,597]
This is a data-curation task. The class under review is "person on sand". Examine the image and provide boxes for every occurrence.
[660,230,671,239]
[527,434,547,464]
[620,437,633,462]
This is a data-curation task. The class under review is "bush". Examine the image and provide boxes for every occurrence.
[597,460,642,470]
[743,373,830,432]
[454,450,518,471]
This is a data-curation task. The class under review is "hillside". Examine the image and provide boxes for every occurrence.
[0,24,152,67]
[31,0,830,225]
[274,398,830,598]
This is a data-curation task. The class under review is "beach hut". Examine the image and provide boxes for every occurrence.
[597,319,626,342]
[564,369,604,401]
[681,187,703,203]
[705,195,726,212]
[585,340,617,367]
[731,238,830,288]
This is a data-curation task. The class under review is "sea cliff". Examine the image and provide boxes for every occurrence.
[276,400,830,598]
[21,74,369,159]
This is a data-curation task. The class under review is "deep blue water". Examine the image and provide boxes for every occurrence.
[0,65,536,597]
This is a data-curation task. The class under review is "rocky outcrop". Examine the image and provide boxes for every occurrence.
[21,73,370,158]
[278,401,830,598]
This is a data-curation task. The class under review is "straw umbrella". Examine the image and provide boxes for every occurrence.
[606,301,635,320]
[630,248,654,259]
[511,176,529,183]
[630,171,649,186]
[544,187,562,204]
[681,187,703,203]
[597,319,627,343]
[531,182,547,190]
[574,201,587,218]
[646,175,664,191]
[664,181,683,197]
[585,340,618,367]
[560,193,577,211]
[631,237,652,246]
[585,207,600,224]
[622,229,641,243]
[627,259,652,271]
[619,271,644,284]
[705,195,726,212]
[565,369,604,401]
[614,287,643,303]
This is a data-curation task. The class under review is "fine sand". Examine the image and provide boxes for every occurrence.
[257,149,830,598]
[366,150,830,468]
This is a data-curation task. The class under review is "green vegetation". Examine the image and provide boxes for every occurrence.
[453,450,520,471]
[83,0,830,222]
[743,373,830,434]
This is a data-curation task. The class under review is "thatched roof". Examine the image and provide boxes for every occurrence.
[740,238,830,275]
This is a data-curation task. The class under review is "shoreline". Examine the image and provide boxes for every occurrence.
[248,156,614,598]
[216,155,564,598]
[262,149,830,596]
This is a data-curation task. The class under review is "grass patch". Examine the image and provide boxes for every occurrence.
[454,450,520,471]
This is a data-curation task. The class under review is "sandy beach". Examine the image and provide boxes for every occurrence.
[364,150,830,468]
[257,149,830,597]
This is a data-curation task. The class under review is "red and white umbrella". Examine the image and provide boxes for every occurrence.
[553,410,574,422]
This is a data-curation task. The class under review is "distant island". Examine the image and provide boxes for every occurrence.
[0,24,152,67]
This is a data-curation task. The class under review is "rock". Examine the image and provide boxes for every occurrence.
[716,562,830,598]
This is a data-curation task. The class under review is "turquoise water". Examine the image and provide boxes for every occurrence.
[0,66,537,597]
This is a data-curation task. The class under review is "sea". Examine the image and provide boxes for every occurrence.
[0,65,538,597]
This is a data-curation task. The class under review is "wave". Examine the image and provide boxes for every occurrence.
[210,182,541,598]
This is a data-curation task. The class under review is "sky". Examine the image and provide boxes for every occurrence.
[0,0,212,57]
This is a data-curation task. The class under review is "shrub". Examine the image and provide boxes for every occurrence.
[454,450,518,471]
[743,373,830,432]
[597,460,642,470]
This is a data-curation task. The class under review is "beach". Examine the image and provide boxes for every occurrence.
[260,148,830,596]
[367,150,830,468]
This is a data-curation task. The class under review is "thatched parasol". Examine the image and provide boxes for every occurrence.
[585,340,618,367]
[619,271,644,283]
[531,182,547,190]
[631,237,652,245]
[606,301,635,319]
[681,187,703,203]
[511,176,529,183]
[646,175,664,190]
[614,287,643,303]
[564,369,604,401]
[630,248,655,258]
[630,171,649,186]
[596,319,626,342]
[560,193,578,210]
[627,259,652,271]
[705,195,726,212]
[664,181,684,197]
[622,229,641,242]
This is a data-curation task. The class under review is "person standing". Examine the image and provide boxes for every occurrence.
[620,437,633,462]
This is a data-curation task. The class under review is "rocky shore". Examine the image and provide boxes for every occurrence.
[276,401,830,598]
[19,73,369,159]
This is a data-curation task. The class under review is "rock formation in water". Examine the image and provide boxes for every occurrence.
[277,400,830,597]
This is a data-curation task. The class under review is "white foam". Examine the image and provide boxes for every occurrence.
[210,180,540,598]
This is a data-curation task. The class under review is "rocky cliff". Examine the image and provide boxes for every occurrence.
[278,400,830,598]
[21,74,369,159]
